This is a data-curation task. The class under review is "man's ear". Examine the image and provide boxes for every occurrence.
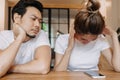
[13,13,21,24]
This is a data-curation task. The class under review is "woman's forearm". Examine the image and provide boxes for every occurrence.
[111,32,120,72]
[54,48,72,71]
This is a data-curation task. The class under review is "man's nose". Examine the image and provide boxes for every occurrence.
[35,20,40,27]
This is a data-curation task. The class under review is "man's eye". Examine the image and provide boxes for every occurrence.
[32,18,36,21]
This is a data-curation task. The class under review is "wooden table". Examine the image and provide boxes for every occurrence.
[0,70,120,80]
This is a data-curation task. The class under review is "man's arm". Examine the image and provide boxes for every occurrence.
[0,23,27,77]
[10,45,51,74]
[0,38,23,77]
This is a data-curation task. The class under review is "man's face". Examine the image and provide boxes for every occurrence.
[19,7,42,38]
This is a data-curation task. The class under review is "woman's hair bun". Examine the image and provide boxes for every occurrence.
[87,0,100,11]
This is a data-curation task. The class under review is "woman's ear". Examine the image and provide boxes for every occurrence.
[13,13,21,24]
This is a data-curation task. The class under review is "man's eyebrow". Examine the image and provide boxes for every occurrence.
[31,15,42,21]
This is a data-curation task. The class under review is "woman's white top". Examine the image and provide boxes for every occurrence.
[54,34,110,71]
[0,30,50,65]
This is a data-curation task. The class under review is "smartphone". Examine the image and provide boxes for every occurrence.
[84,71,106,78]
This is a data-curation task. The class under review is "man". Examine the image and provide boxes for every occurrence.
[0,0,51,77]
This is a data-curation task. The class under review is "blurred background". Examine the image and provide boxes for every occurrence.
[0,0,120,48]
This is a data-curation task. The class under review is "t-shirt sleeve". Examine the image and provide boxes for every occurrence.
[0,33,8,50]
[0,36,5,49]
[54,35,68,55]
[100,37,110,51]
[35,30,50,48]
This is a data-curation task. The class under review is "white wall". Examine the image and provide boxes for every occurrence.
[0,0,8,31]
[106,0,120,30]
[70,0,120,31]
[0,0,5,30]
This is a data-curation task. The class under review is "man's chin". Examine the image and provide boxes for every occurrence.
[26,33,36,38]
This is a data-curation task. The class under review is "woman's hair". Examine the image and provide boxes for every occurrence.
[12,0,43,22]
[74,0,105,35]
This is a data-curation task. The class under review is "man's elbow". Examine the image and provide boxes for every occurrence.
[0,71,6,78]
[36,66,50,74]
[41,69,49,74]
[0,67,7,78]
[114,67,120,72]
[40,67,50,74]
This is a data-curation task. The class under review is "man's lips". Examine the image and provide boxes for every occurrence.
[32,30,39,34]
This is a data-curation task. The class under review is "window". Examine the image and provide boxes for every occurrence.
[42,8,70,48]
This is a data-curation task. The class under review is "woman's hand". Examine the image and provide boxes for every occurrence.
[103,26,117,37]
[67,24,75,50]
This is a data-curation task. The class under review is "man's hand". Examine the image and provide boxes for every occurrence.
[13,23,26,42]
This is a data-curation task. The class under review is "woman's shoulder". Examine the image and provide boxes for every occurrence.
[97,34,108,42]
[58,34,69,38]
[57,34,69,41]
[95,34,110,49]
[54,34,69,54]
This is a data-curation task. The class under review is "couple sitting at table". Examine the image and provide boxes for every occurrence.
[0,0,120,78]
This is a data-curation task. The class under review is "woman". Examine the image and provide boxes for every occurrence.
[54,0,120,72]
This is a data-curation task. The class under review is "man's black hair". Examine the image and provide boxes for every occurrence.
[12,0,43,22]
